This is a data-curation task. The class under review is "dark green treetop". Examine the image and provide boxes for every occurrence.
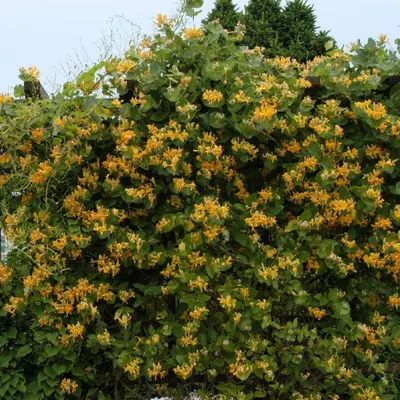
[242,0,283,56]
[241,0,336,61]
[279,0,336,61]
[202,0,242,31]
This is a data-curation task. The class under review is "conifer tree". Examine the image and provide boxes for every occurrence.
[241,0,336,61]
[280,0,335,61]
[242,0,283,57]
[202,0,242,31]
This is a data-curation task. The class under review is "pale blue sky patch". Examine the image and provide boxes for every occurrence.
[1,0,399,93]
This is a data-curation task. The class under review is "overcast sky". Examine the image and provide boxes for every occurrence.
[1,0,400,93]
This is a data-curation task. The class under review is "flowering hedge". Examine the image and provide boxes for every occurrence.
[1,11,400,400]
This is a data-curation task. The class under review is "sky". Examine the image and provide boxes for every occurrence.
[1,0,400,94]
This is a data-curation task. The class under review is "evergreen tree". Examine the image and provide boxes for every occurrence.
[202,0,242,31]
[242,0,283,57]
[280,0,335,61]
[242,0,336,62]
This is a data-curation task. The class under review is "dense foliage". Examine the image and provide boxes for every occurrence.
[241,0,336,61]
[1,8,400,400]
[202,0,242,32]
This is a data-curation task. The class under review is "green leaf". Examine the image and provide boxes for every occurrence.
[13,84,25,98]
[150,62,162,77]
[16,345,32,358]
[325,40,334,51]
[185,0,203,16]
[389,182,400,195]
[0,336,7,347]
[316,240,337,258]
[98,391,106,400]
[236,367,252,381]
[7,327,17,339]
[0,355,12,368]
[186,0,203,7]
[46,332,59,344]
[84,96,97,113]
[44,347,59,358]
[333,301,351,318]
[308,141,322,159]
[261,315,271,329]
[53,363,67,375]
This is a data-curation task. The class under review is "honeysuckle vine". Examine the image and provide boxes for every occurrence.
[0,11,400,400]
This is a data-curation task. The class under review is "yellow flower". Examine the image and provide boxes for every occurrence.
[0,264,12,284]
[228,350,252,378]
[0,153,12,164]
[233,312,242,325]
[156,218,169,232]
[257,299,270,309]
[180,334,198,347]
[115,313,132,328]
[259,264,279,280]
[355,100,387,120]
[60,378,78,394]
[372,217,392,230]
[252,99,278,123]
[130,92,147,106]
[177,103,197,115]
[0,174,10,187]
[117,60,137,73]
[119,289,135,303]
[0,93,12,104]
[308,307,327,320]
[298,156,318,172]
[125,183,156,203]
[358,324,379,345]
[354,387,381,400]
[379,33,389,44]
[97,330,111,345]
[231,138,259,159]
[173,177,186,192]
[233,90,251,104]
[203,90,223,104]
[138,49,154,61]
[5,297,25,317]
[388,294,400,309]
[125,358,141,378]
[336,365,352,381]
[173,363,193,379]
[218,295,237,312]
[146,334,160,345]
[54,117,65,128]
[189,306,209,320]
[245,211,276,230]
[372,311,386,325]
[155,14,168,26]
[309,117,331,135]
[258,188,273,203]
[296,78,312,88]
[147,362,167,380]
[112,99,122,108]
[188,277,209,292]
[19,66,40,81]
[183,27,204,40]
[67,322,85,340]
[31,128,44,143]
[366,103,387,120]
